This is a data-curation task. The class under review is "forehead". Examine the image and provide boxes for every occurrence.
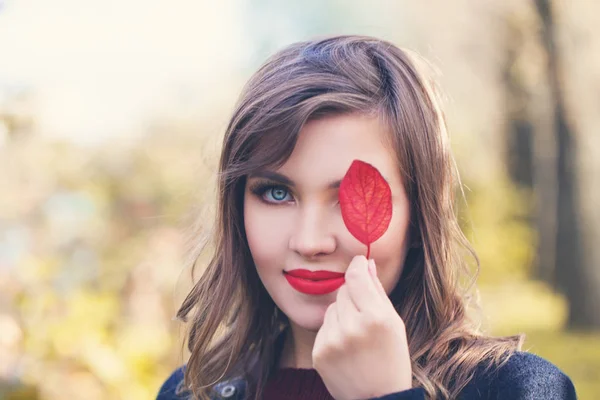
[272,113,399,187]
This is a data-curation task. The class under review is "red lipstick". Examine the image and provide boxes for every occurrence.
[284,269,345,295]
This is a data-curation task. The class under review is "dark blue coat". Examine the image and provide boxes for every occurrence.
[156,351,576,399]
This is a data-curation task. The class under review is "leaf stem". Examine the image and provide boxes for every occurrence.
[366,244,371,259]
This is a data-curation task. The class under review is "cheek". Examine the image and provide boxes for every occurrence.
[244,199,291,270]
[371,199,412,293]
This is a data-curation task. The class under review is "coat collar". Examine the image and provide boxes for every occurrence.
[208,326,288,399]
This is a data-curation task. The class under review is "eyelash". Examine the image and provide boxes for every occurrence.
[248,180,341,207]
[249,182,294,205]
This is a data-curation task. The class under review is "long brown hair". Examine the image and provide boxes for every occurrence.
[177,35,523,399]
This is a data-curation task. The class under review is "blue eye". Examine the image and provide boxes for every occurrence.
[268,187,289,201]
[249,182,293,204]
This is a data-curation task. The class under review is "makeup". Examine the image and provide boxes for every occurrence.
[284,269,345,295]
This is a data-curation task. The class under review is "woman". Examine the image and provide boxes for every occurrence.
[157,35,576,399]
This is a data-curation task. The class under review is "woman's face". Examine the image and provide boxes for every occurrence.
[244,113,412,332]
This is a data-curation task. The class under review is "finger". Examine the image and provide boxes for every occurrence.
[324,303,342,350]
[369,259,389,300]
[335,284,360,332]
[315,302,337,354]
[344,255,382,313]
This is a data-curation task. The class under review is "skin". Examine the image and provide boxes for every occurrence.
[243,113,413,398]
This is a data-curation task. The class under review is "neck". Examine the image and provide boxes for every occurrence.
[279,322,318,369]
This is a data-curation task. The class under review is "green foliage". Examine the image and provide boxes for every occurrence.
[458,173,537,284]
[0,129,205,399]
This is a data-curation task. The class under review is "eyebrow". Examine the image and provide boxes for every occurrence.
[248,171,342,190]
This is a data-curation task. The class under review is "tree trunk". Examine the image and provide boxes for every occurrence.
[533,0,600,329]
[501,15,534,190]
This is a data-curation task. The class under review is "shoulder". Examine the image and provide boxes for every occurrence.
[157,366,190,400]
[460,352,577,399]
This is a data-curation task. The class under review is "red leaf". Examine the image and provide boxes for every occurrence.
[339,160,393,258]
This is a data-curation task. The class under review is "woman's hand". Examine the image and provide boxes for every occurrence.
[313,255,412,400]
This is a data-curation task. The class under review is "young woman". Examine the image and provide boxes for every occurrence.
[157,36,576,399]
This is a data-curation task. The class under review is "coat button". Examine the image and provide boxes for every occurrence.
[220,384,236,398]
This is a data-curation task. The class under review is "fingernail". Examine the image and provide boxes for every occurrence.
[368,259,376,276]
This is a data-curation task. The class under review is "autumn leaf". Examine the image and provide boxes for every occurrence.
[339,160,393,259]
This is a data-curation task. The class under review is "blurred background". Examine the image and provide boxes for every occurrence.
[1,0,599,398]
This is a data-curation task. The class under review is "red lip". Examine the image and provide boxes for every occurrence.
[285,269,345,280]
[284,269,345,295]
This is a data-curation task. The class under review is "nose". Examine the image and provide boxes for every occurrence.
[289,205,336,259]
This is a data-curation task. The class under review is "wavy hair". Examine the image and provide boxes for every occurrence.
[177,35,523,399]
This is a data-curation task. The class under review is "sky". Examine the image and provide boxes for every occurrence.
[0,0,247,144]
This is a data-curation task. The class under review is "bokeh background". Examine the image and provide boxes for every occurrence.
[1,0,599,399]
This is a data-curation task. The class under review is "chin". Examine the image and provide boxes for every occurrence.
[284,302,329,332]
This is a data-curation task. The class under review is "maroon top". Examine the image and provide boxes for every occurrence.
[262,367,334,400]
